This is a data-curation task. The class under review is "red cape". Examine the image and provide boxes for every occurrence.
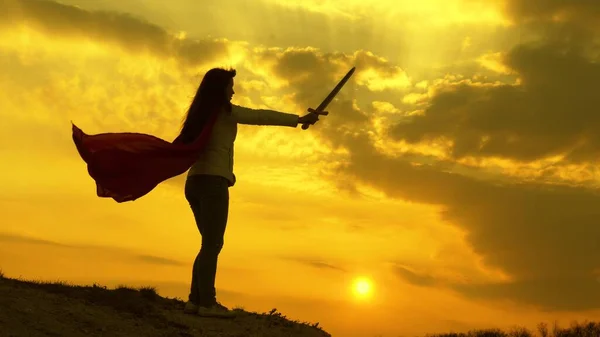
[71,113,218,203]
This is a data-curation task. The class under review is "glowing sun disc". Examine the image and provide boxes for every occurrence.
[352,277,373,298]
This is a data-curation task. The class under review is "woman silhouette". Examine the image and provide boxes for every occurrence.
[176,68,326,317]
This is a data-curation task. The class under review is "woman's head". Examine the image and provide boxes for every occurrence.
[197,67,236,105]
[176,67,236,143]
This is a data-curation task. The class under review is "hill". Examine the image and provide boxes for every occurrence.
[2,270,599,337]
[0,271,331,337]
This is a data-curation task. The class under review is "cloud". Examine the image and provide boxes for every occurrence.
[395,263,600,311]
[4,0,600,313]
[339,140,600,310]
[0,233,73,248]
[0,0,230,67]
[246,46,412,156]
[395,265,437,287]
[377,0,600,166]
[135,254,185,267]
[252,46,409,97]
[388,40,600,164]
[452,278,600,311]
[504,0,600,30]
[246,33,600,311]
[0,232,184,267]
[284,257,346,272]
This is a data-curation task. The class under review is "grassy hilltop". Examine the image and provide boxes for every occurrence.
[1,270,598,337]
[0,270,331,337]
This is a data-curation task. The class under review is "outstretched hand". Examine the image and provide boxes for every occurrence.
[299,108,328,129]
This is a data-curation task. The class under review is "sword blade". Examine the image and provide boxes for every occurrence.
[315,66,356,111]
[302,66,356,130]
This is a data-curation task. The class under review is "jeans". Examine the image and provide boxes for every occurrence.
[184,174,230,306]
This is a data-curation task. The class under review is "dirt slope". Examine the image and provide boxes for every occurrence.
[0,275,331,337]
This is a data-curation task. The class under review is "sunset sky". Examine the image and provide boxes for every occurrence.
[2,0,600,336]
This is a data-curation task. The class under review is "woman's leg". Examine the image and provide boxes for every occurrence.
[185,174,229,306]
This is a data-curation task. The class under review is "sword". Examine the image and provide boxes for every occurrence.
[302,66,356,130]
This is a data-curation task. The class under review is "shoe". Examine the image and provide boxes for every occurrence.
[197,302,236,318]
[183,301,199,314]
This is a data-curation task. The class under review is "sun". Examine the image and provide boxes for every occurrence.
[352,277,373,298]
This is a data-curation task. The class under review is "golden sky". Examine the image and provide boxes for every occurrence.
[2,0,600,336]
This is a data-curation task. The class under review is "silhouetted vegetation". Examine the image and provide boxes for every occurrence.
[426,321,600,337]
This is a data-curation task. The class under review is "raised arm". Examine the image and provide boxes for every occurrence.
[231,104,299,127]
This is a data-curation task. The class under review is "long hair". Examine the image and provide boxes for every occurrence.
[176,67,236,144]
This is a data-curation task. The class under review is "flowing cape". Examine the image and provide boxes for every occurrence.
[71,112,218,203]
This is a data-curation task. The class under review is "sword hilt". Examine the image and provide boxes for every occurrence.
[300,66,355,131]
[301,106,327,130]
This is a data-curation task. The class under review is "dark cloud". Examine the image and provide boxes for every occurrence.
[505,0,600,29]
[452,278,600,311]
[284,257,346,273]
[395,263,600,311]
[336,140,600,310]
[381,0,600,164]
[394,266,437,287]
[0,0,229,66]
[256,47,407,152]
[0,232,184,267]
[255,32,600,310]
[388,39,600,163]
[54,0,411,69]
[136,254,185,267]
[0,233,73,248]
[294,145,598,312]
